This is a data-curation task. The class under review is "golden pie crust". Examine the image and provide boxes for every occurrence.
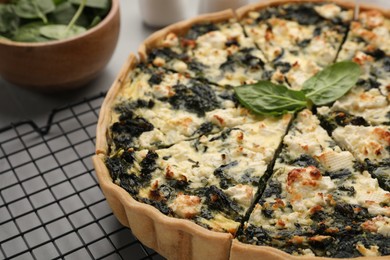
[93,1,390,259]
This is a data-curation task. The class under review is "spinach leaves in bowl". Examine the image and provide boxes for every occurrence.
[0,0,110,42]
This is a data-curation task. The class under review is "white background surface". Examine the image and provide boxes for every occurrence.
[0,0,389,129]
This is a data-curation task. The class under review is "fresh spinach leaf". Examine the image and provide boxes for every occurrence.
[49,1,88,27]
[13,22,49,42]
[53,0,67,5]
[40,0,87,40]
[0,5,19,35]
[13,0,55,23]
[50,1,77,24]
[89,15,101,28]
[1,0,108,42]
[235,81,307,116]
[39,24,86,40]
[70,0,109,9]
[302,61,361,106]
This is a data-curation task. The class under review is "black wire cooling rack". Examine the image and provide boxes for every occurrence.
[0,93,164,260]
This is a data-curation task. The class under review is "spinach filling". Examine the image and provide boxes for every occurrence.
[105,152,141,196]
[167,82,220,116]
[318,111,368,135]
[202,185,243,221]
[356,78,381,90]
[185,23,218,40]
[213,161,239,189]
[239,199,390,257]
[110,107,154,150]
[255,4,324,26]
[147,47,186,63]
[282,4,325,25]
[291,154,319,168]
[220,48,265,72]
[365,159,390,191]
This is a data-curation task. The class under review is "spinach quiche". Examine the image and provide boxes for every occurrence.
[93,1,390,259]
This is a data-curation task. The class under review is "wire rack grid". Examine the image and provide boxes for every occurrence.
[0,93,164,260]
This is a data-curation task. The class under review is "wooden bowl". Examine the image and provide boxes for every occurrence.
[0,0,120,91]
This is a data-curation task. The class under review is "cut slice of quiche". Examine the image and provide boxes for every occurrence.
[139,10,274,87]
[106,114,291,235]
[320,8,390,126]
[238,2,352,90]
[332,124,390,191]
[108,61,272,152]
[238,110,390,257]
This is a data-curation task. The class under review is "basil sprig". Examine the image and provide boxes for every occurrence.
[235,81,307,116]
[302,61,361,105]
[235,61,361,116]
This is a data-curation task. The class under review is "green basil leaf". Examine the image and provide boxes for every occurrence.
[235,81,307,116]
[13,21,50,42]
[302,61,361,106]
[39,24,86,40]
[13,0,55,23]
[70,0,109,9]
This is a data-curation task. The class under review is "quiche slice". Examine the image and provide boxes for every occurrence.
[138,10,275,87]
[237,110,390,257]
[105,112,291,235]
[332,125,390,191]
[106,57,274,152]
[320,8,390,125]
[237,1,352,89]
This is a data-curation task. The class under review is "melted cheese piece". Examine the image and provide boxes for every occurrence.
[283,110,338,159]
[285,166,336,213]
[351,10,390,53]
[341,171,390,216]
[356,244,381,257]
[169,194,202,218]
[224,185,254,208]
[333,125,390,163]
[205,107,262,128]
[283,55,322,90]
[331,87,390,125]
[361,216,390,237]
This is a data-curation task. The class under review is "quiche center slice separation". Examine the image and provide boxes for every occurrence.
[93,1,390,259]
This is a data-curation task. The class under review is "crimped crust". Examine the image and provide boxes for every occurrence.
[94,1,390,259]
[230,240,387,260]
[236,0,390,20]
